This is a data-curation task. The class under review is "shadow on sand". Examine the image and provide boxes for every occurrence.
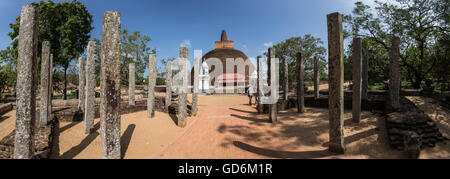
[56,123,136,159]
[233,141,340,159]
[59,122,101,159]
[120,124,136,158]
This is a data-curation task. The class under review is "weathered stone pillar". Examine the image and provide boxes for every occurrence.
[15,4,39,159]
[85,41,96,134]
[296,52,305,113]
[352,38,362,123]
[165,61,172,112]
[389,37,400,111]
[192,56,199,116]
[283,58,289,100]
[48,54,53,119]
[147,54,156,118]
[256,56,263,114]
[178,47,188,127]
[128,62,135,105]
[40,41,51,125]
[100,11,121,159]
[314,56,320,99]
[327,12,345,154]
[78,57,86,113]
[268,48,277,123]
[362,48,368,100]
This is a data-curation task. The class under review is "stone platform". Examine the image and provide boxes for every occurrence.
[0,117,56,159]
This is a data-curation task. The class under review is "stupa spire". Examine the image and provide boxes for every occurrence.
[215,29,234,49]
[221,30,228,41]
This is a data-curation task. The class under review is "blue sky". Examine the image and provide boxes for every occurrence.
[0,0,376,76]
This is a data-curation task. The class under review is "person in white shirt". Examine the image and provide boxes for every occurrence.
[247,85,256,105]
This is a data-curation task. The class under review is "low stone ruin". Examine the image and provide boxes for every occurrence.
[168,92,192,116]
[0,103,13,116]
[0,119,56,159]
[386,112,448,152]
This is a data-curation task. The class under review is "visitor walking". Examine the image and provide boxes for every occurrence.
[247,85,256,105]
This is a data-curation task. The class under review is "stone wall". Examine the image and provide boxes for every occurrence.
[305,89,421,97]
[386,97,448,156]
[261,94,386,113]
[0,103,13,116]
[0,117,56,159]
[53,96,167,122]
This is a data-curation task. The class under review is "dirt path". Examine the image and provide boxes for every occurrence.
[155,95,449,159]
[154,95,396,159]
[2,95,449,159]
[153,104,347,159]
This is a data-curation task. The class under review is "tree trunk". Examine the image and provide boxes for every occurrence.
[412,74,423,89]
[63,66,68,100]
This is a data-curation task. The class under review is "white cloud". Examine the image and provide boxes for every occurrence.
[180,40,192,48]
[263,42,273,49]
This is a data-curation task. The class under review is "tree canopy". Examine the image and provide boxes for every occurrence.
[344,0,449,89]
[269,34,327,88]
[120,29,156,85]
[0,0,93,99]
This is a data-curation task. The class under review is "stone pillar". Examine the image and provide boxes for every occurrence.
[85,41,96,134]
[256,56,263,114]
[268,48,277,123]
[100,11,121,159]
[283,58,289,100]
[128,62,135,105]
[362,49,368,100]
[48,54,53,119]
[40,41,51,125]
[147,54,156,118]
[15,4,39,159]
[296,52,305,113]
[78,57,86,113]
[178,47,188,127]
[327,12,345,154]
[352,38,362,123]
[165,61,172,112]
[389,37,400,111]
[314,56,320,99]
[192,56,200,116]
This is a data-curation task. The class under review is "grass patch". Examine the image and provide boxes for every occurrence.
[368,82,385,90]
[52,92,77,100]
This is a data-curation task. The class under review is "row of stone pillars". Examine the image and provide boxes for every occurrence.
[326,12,401,153]
[14,6,161,159]
[13,4,401,158]
[254,12,401,154]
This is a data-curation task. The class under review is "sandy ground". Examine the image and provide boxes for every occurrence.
[0,110,15,141]
[307,82,330,91]
[51,110,195,159]
[1,94,449,159]
[306,82,353,91]
[274,107,449,158]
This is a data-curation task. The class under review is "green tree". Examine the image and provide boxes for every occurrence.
[0,47,17,93]
[344,0,449,89]
[120,30,156,86]
[344,38,390,84]
[1,0,93,99]
[268,35,327,89]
